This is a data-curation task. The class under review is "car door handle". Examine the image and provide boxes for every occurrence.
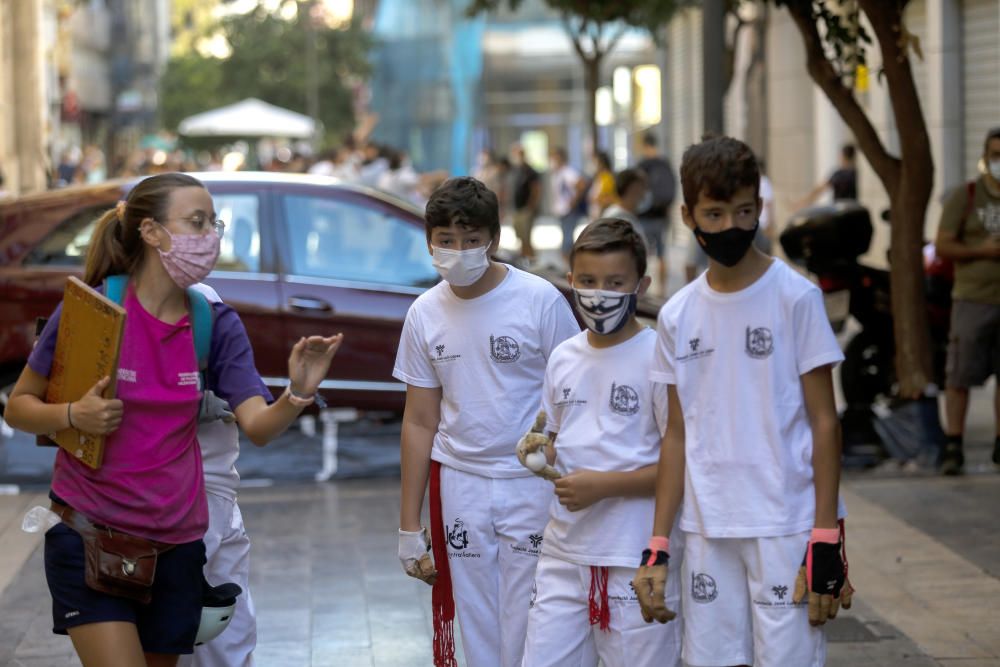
[288,297,334,312]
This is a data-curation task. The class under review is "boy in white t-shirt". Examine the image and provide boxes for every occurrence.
[393,177,579,667]
[518,218,682,667]
[633,136,853,667]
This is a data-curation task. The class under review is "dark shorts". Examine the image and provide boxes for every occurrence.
[44,521,206,654]
[639,216,669,258]
[946,300,1000,389]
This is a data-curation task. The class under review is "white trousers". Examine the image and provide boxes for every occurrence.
[179,493,257,667]
[438,466,551,667]
[522,554,683,667]
[681,531,826,667]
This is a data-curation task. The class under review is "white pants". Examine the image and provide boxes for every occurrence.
[522,554,682,667]
[681,531,825,667]
[179,494,257,667]
[439,466,551,667]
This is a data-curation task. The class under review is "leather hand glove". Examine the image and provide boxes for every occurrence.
[515,410,561,481]
[632,536,676,624]
[199,389,236,424]
[793,523,854,626]
[398,527,437,586]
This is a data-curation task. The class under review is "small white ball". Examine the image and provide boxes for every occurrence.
[525,450,547,472]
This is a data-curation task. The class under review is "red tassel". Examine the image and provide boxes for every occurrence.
[429,462,458,667]
[588,566,611,632]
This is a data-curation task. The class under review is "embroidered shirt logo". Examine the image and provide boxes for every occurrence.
[555,387,587,408]
[562,388,571,400]
[489,335,521,363]
[609,382,640,416]
[745,326,774,359]
[117,368,137,383]
[177,371,200,387]
[691,573,718,603]
[677,337,714,363]
[430,343,461,363]
[529,534,543,548]
[447,518,469,550]
[772,585,789,601]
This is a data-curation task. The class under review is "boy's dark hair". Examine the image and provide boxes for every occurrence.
[570,217,647,279]
[615,168,646,198]
[642,132,657,148]
[424,176,500,240]
[983,127,1000,155]
[550,147,567,163]
[680,136,760,211]
[841,144,856,161]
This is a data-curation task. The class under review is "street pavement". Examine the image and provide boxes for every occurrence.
[0,220,998,665]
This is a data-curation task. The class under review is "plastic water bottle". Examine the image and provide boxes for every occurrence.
[22,506,62,533]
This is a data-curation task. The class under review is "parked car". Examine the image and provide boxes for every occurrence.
[0,172,663,413]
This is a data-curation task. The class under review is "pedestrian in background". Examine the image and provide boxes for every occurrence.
[793,143,858,209]
[587,151,616,220]
[510,143,542,262]
[602,168,648,241]
[635,133,677,294]
[548,146,586,262]
[935,126,1000,475]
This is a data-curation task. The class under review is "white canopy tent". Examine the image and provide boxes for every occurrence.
[178,98,317,139]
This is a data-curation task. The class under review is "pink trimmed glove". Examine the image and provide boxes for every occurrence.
[792,523,854,625]
[632,536,676,624]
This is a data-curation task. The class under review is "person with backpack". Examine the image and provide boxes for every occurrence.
[635,133,677,295]
[935,126,1000,475]
[5,172,342,667]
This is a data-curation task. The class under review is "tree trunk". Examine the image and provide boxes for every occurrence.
[861,0,935,398]
[583,55,601,152]
[785,1,934,398]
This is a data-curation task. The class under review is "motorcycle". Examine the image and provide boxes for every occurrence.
[780,202,952,464]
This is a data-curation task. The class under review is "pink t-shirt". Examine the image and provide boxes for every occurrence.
[49,286,208,544]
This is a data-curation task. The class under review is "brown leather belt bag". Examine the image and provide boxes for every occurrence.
[50,501,175,604]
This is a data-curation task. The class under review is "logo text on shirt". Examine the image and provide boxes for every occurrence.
[677,337,715,363]
[177,371,200,387]
[117,368,137,383]
[555,387,587,408]
[430,343,461,364]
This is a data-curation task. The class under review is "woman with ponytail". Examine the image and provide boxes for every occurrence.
[5,173,342,667]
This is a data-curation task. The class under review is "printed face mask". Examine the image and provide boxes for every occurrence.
[989,160,1000,182]
[572,287,638,335]
[156,225,221,289]
[693,220,759,268]
[431,245,490,286]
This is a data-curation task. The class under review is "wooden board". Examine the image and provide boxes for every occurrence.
[44,276,126,469]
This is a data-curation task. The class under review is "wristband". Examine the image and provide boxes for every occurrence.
[810,527,840,544]
[67,402,75,429]
[284,387,315,408]
[643,535,670,567]
[648,536,670,553]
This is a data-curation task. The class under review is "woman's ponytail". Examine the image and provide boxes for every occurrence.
[83,208,137,286]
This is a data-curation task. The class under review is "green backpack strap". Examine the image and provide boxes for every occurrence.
[186,287,213,372]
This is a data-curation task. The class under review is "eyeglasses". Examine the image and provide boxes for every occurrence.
[162,215,225,236]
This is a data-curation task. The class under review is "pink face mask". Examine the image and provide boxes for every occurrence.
[157,226,221,289]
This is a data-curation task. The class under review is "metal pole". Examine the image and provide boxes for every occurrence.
[702,0,725,135]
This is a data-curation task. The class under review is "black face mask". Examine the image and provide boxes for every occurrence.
[693,221,759,267]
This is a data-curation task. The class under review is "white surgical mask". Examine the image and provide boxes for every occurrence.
[431,245,490,286]
[989,159,1000,182]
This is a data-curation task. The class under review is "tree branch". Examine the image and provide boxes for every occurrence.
[601,24,628,61]
[785,3,900,188]
[562,12,589,61]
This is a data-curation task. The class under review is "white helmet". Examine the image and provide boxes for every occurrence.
[195,582,242,646]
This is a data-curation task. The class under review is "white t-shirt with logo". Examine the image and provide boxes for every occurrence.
[651,260,845,538]
[393,266,580,477]
[540,328,667,567]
